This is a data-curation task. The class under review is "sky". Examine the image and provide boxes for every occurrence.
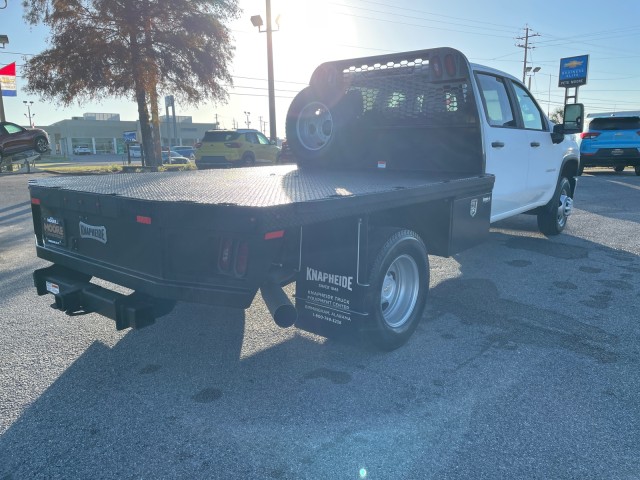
[1,0,640,139]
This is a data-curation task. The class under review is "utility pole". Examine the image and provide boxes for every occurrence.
[516,26,540,83]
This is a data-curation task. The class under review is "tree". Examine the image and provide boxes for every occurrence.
[549,106,564,124]
[21,0,239,166]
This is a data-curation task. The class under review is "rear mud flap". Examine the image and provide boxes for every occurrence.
[294,219,369,341]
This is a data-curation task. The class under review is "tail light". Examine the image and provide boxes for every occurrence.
[235,241,249,277]
[444,54,456,77]
[217,237,250,278]
[580,132,600,139]
[218,238,234,273]
[224,142,242,148]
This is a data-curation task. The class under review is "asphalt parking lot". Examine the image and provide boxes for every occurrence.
[0,168,639,479]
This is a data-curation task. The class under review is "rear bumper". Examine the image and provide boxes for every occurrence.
[35,246,258,310]
[195,155,239,169]
[33,265,176,330]
[581,149,640,167]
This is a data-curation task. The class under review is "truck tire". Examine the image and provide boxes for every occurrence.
[614,165,625,173]
[537,176,572,235]
[635,165,640,176]
[309,63,344,102]
[285,87,359,168]
[365,229,429,351]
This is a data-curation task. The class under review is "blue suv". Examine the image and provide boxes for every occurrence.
[579,113,640,175]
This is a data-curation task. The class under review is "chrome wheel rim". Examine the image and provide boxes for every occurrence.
[296,101,333,151]
[380,254,420,328]
[557,184,572,228]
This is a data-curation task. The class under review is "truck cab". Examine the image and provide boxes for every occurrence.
[471,64,581,225]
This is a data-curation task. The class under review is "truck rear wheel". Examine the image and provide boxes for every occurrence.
[365,229,429,350]
[537,176,572,235]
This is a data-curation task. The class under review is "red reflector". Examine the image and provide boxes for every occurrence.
[31,198,41,205]
[264,230,285,240]
[136,215,152,224]
[444,54,456,77]
[235,241,249,276]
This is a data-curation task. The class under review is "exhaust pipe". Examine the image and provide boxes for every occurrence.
[260,279,297,328]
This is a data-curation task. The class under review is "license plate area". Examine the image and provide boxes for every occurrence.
[42,215,66,246]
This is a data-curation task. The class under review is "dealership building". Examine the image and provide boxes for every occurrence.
[42,113,215,156]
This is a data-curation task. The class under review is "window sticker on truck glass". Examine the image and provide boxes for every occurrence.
[43,216,65,246]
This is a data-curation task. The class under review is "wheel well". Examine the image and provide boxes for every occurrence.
[561,157,579,195]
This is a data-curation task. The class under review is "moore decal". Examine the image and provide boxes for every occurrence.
[79,221,108,244]
[306,267,353,291]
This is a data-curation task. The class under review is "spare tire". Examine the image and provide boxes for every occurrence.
[285,87,362,168]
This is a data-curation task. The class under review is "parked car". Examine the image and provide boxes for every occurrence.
[579,112,640,175]
[195,129,280,169]
[73,144,92,155]
[171,146,196,160]
[0,121,49,159]
[161,150,191,165]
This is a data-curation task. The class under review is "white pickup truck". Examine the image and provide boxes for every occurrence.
[29,47,583,350]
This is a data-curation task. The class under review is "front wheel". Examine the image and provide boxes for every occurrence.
[365,229,429,351]
[537,176,573,235]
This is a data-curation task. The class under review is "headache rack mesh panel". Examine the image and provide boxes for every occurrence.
[335,50,476,128]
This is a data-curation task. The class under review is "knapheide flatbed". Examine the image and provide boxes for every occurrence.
[29,47,583,350]
[29,166,493,229]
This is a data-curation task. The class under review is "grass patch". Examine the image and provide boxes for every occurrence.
[35,161,196,175]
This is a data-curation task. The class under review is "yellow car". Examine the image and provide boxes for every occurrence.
[195,129,281,168]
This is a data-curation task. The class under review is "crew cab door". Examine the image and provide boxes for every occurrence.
[476,73,533,220]
[510,82,559,205]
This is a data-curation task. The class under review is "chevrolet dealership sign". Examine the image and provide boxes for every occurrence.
[558,55,589,88]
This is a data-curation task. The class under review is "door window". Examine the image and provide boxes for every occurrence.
[256,132,271,145]
[476,74,515,127]
[512,83,545,130]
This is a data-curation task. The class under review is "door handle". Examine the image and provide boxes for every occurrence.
[530,142,541,147]
[491,141,505,148]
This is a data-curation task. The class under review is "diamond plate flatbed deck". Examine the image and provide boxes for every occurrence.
[29,165,494,231]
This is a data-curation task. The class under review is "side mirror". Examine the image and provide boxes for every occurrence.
[550,103,584,144]
[562,103,584,134]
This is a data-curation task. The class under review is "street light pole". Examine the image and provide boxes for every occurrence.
[265,0,277,142]
[251,2,279,142]
[23,100,34,127]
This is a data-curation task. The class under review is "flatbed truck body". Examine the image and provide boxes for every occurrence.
[28,47,582,349]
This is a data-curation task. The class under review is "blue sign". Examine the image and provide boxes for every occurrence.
[123,131,137,143]
[559,55,589,87]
